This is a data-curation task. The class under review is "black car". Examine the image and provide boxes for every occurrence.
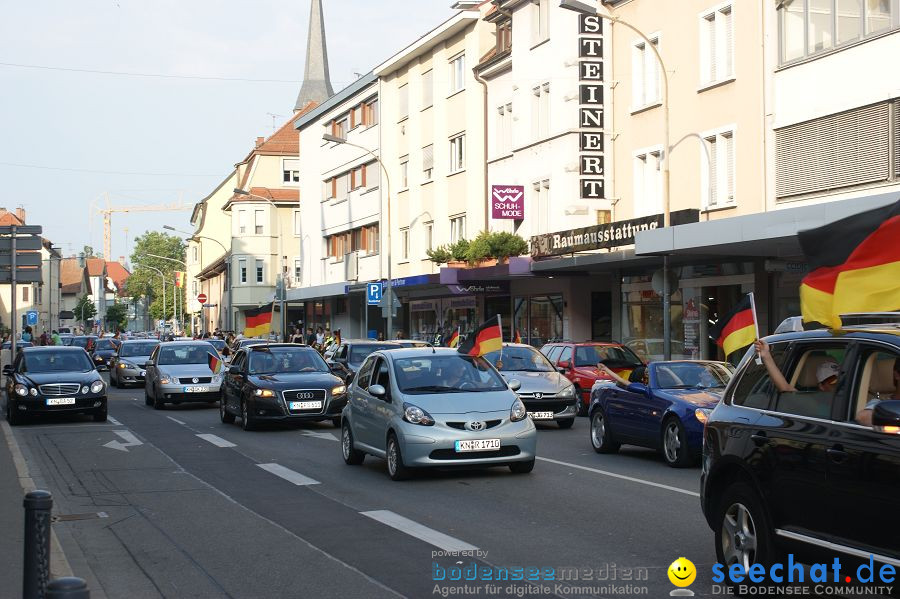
[1,341,33,350]
[90,338,120,370]
[4,346,107,425]
[70,335,99,352]
[701,322,900,576]
[220,344,348,431]
[325,340,402,384]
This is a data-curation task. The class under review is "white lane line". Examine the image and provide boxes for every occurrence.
[301,430,339,442]
[167,416,186,425]
[257,463,320,486]
[361,510,478,553]
[536,457,700,497]
[107,416,122,426]
[196,434,236,448]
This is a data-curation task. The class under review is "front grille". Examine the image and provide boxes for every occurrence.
[178,377,212,384]
[283,389,327,414]
[39,383,82,396]
[445,420,502,431]
[429,446,520,460]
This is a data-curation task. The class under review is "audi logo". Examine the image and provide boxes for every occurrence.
[295,392,315,400]
[467,421,485,431]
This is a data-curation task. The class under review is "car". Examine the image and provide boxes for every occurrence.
[109,339,160,388]
[3,346,107,425]
[483,343,578,429]
[539,341,645,416]
[2,341,33,350]
[341,348,538,480]
[326,340,403,384]
[233,338,266,352]
[220,344,348,431]
[201,338,227,355]
[391,339,432,349]
[144,342,224,409]
[70,336,99,352]
[58,333,74,346]
[588,360,734,467]
[90,338,120,370]
[701,318,900,574]
[57,328,72,334]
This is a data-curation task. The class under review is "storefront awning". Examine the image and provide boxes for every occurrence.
[439,257,533,283]
[284,281,349,302]
[635,191,899,258]
[530,248,662,274]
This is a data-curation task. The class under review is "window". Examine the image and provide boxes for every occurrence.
[366,162,380,189]
[632,36,661,108]
[449,133,466,174]
[238,210,248,234]
[531,83,550,140]
[325,178,336,200]
[192,246,198,262]
[780,0,897,63]
[496,103,513,156]
[703,130,735,208]
[254,209,265,235]
[294,259,302,281]
[293,210,301,236]
[449,54,466,94]
[400,228,410,261]
[497,20,512,53]
[399,84,409,120]
[336,173,349,199]
[531,0,550,44]
[351,164,366,190]
[423,145,434,181]
[363,98,379,126]
[36,286,42,304]
[422,69,433,108]
[597,210,611,225]
[775,345,848,419]
[327,224,379,259]
[239,259,247,284]
[424,222,433,254]
[701,5,734,85]
[22,286,28,302]
[350,105,362,129]
[729,344,787,409]
[532,179,551,231]
[400,156,409,189]
[633,148,663,216]
[363,224,379,254]
[256,260,264,284]
[283,158,300,184]
[450,215,466,243]
[332,116,348,138]
[192,281,198,296]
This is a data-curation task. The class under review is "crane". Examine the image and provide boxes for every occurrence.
[95,193,192,258]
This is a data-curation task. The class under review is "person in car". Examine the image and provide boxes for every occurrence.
[441,360,469,388]
[753,339,840,394]
[855,359,900,426]
[597,363,648,386]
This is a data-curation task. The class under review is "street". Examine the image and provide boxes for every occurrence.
[4,375,716,599]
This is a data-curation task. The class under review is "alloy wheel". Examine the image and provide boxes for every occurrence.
[591,413,605,448]
[663,421,681,463]
[342,427,351,460]
[721,502,758,572]
[387,440,398,476]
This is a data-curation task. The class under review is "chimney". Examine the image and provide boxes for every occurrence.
[15,207,26,223]
[256,136,265,148]
[119,255,126,266]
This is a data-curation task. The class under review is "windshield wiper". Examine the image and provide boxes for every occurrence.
[402,385,466,393]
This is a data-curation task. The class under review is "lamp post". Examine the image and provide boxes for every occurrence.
[232,188,287,340]
[145,253,187,335]
[164,225,232,332]
[560,0,673,359]
[322,133,394,339]
[138,263,166,337]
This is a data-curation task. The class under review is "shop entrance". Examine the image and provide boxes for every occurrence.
[484,296,512,341]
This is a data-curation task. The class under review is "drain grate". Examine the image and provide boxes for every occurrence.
[51,512,109,523]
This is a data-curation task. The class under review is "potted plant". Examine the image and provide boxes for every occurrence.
[464,231,529,266]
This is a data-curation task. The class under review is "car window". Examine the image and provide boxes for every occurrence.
[349,344,398,364]
[483,346,554,372]
[774,344,849,419]
[559,347,573,364]
[574,345,642,368]
[393,354,508,394]
[545,346,563,363]
[730,343,788,410]
[121,342,159,357]
[96,339,118,351]
[248,348,328,374]
[372,358,391,397]
[849,346,899,423]
[356,356,376,389]
[23,351,94,373]
[231,352,245,370]
[149,345,160,362]
[654,362,731,389]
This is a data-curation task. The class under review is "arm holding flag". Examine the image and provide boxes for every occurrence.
[752,339,795,393]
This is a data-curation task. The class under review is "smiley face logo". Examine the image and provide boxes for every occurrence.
[668,557,696,588]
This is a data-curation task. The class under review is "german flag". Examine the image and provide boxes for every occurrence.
[709,295,757,358]
[174,271,186,288]
[334,329,341,347]
[208,352,223,374]
[513,329,522,344]
[457,316,502,357]
[243,303,274,337]
[445,327,460,348]
[799,200,900,328]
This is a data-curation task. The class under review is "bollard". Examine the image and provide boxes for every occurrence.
[23,490,53,599]
[46,577,90,599]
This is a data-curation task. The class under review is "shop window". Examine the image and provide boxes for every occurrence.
[513,295,563,347]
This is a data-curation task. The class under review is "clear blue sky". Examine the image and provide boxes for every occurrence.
[0,0,455,262]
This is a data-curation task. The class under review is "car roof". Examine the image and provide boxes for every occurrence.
[343,340,402,346]
[245,343,316,351]
[376,347,469,360]
[765,327,900,345]
[158,341,217,348]
[21,346,85,352]
[120,339,159,344]
[542,341,625,347]
[497,343,540,349]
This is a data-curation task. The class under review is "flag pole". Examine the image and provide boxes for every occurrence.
[748,292,762,364]
[498,315,503,359]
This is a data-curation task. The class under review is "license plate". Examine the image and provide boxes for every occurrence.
[46,398,76,406]
[529,411,554,420]
[183,386,210,393]
[454,439,501,452]
[289,401,322,410]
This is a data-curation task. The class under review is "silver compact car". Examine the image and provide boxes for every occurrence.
[341,348,537,480]
[483,344,578,428]
[110,339,160,388]
[144,342,224,409]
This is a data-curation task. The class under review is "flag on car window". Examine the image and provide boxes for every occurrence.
[208,352,223,374]
[709,294,757,358]
[243,302,274,338]
[798,199,900,328]
[445,327,460,348]
[457,316,502,357]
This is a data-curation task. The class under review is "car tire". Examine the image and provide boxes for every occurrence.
[509,459,535,474]
[220,398,235,424]
[386,433,411,481]
[152,387,165,410]
[714,481,777,575]
[575,386,587,416]
[557,418,574,429]
[6,401,20,426]
[661,417,692,468]
[341,421,365,465]
[93,406,108,423]
[589,409,620,454]
[241,400,256,431]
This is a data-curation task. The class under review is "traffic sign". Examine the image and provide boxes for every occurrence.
[366,282,382,306]
[197,293,208,304]
[26,311,38,326]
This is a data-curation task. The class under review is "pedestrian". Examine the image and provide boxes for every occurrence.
[377,331,385,341]
[21,326,33,343]
[51,330,61,346]
[315,327,325,346]
[305,327,316,346]
[39,332,49,346]
[395,330,404,340]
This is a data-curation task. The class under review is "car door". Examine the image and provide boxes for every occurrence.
[349,356,377,448]
[145,345,160,391]
[224,352,246,411]
[368,357,395,453]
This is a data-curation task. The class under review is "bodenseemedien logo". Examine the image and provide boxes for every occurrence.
[668,557,696,596]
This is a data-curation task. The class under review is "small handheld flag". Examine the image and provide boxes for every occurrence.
[457,316,502,357]
[446,326,460,348]
[208,352,223,374]
[709,294,757,358]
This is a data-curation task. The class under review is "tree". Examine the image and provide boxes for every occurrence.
[127,231,186,321]
[74,295,97,326]
[106,302,129,332]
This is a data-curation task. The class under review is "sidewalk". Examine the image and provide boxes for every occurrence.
[0,419,25,592]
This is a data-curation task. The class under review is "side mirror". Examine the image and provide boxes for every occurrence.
[626,382,650,396]
[2,365,12,376]
[228,365,242,375]
[508,379,522,392]
[557,367,566,374]
[872,401,900,434]
[557,361,571,371]
[368,384,386,398]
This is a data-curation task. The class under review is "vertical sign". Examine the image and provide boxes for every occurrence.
[491,185,525,219]
[578,14,605,200]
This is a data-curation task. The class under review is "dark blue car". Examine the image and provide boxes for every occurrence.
[588,361,734,467]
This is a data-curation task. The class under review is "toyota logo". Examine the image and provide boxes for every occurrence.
[533,392,543,399]
[467,421,485,431]
[192,377,199,384]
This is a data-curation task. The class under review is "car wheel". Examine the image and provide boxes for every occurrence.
[386,433,411,481]
[93,406,107,422]
[589,409,620,454]
[509,459,535,474]
[662,417,693,468]
[341,421,365,465]
[152,386,165,410]
[220,398,235,424]
[575,386,587,416]
[241,400,256,431]
[6,401,20,426]
[557,418,574,429]
[714,482,777,574]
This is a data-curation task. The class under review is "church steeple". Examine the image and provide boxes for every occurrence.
[295,0,334,110]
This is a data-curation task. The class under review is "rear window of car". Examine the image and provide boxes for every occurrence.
[96,339,118,351]
[349,344,400,364]
[121,342,159,357]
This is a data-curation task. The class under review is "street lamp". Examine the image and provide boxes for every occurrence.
[322,133,395,339]
[559,0,674,359]
[164,224,232,332]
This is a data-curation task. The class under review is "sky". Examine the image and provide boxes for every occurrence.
[0,0,455,263]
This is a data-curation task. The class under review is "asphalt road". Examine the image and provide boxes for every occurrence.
[5,377,720,599]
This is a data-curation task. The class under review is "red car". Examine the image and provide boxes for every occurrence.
[539,342,645,415]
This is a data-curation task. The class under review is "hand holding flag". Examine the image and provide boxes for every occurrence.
[709,294,758,358]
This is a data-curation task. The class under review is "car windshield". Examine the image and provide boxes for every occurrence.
[654,362,733,389]
[204,339,226,351]
[393,355,507,394]
[349,344,399,364]
[248,348,329,374]
[60,338,74,346]
[574,345,643,368]
[483,346,554,372]
[24,351,94,373]
[70,337,93,348]
[121,342,159,357]
[96,339,118,351]
[158,345,215,365]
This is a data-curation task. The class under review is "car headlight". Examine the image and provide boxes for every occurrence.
[90,380,105,394]
[159,377,171,385]
[331,384,346,396]
[253,388,275,398]
[559,385,575,398]
[212,373,223,384]
[118,361,135,370]
[402,402,434,426]
[695,408,712,424]
[14,384,28,397]
[30,387,38,396]
[81,385,90,394]
[510,398,528,422]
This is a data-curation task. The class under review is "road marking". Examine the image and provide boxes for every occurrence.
[361,510,478,553]
[107,416,122,425]
[301,430,339,442]
[167,416,186,425]
[103,430,143,452]
[536,457,700,497]
[257,463,320,486]
[197,434,236,448]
